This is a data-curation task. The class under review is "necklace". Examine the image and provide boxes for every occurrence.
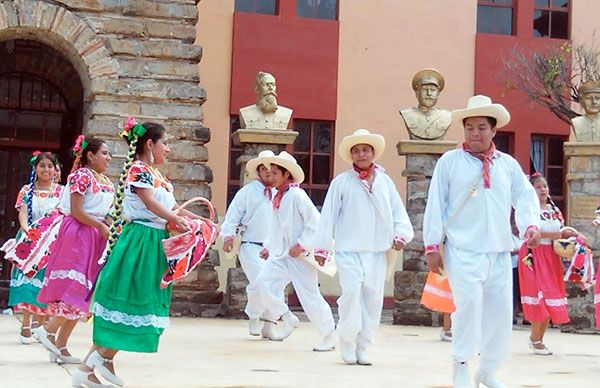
[90,168,113,186]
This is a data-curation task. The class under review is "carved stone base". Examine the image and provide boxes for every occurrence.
[232,129,299,146]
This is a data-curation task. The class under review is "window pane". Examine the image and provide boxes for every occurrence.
[293,120,311,152]
[530,136,544,173]
[46,114,63,143]
[309,189,327,208]
[312,155,330,184]
[547,167,563,196]
[235,0,276,15]
[494,132,511,154]
[296,154,310,180]
[535,0,549,7]
[16,112,44,141]
[297,0,337,20]
[551,0,568,8]
[229,149,242,181]
[547,137,564,166]
[313,122,332,153]
[550,11,569,39]
[477,6,512,35]
[533,10,550,37]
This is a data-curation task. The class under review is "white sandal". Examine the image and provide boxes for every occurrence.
[19,326,35,345]
[50,347,82,364]
[86,351,124,387]
[33,326,61,355]
[72,368,113,388]
[529,339,553,355]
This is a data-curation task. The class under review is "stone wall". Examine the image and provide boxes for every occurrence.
[394,140,456,326]
[0,0,222,316]
[562,143,600,332]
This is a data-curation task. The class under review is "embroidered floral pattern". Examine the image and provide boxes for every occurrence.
[12,303,47,315]
[46,269,93,290]
[69,168,114,196]
[127,161,172,192]
[92,302,170,329]
[15,184,62,209]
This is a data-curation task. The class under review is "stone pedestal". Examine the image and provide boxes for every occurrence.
[393,140,457,326]
[224,128,298,316]
[561,142,600,332]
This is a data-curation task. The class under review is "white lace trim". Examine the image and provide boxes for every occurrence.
[10,276,43,288]
[521,295,567,307]
[92,302,169,329]
[521,296,540,305]
[594,293,600,304]
[46,269,93,290]
[423,284,453,299]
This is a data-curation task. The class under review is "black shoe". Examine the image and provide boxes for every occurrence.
[522,319,531,325]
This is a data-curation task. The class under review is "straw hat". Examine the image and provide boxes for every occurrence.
[246,150,275,180]
[451,95,510,128]
[338,129,386,164]
[412,68,445,91]
[263,151,305,184]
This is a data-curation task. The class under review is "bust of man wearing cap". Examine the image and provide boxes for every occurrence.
[571,81,600,142]
[400,69,451,141]
[239,71,293,131]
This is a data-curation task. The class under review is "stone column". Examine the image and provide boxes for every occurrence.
[393,139,457,326]
[562,142,600,332]
[224,128,299,316]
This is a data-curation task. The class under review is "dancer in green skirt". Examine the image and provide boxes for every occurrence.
[73,120,194,388]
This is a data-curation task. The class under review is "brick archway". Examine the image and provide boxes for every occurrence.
[0,0,118,102]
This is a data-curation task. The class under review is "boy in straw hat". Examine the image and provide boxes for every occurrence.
[423,95,540,388]
[314,129,414,365]
[254,151,336,350]
[221,150,296,336]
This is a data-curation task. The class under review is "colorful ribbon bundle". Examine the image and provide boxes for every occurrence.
[563,236,595,290]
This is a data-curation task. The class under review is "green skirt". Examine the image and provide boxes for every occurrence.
[92,222,172,353]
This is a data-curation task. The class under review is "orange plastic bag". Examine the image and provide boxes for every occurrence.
[420,271,456,313]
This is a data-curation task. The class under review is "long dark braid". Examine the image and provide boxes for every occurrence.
[26,152,57,226]
[99,117,147,264]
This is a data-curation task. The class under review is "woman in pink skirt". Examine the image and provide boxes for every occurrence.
[34,137,114,364]
[518,173,581,355]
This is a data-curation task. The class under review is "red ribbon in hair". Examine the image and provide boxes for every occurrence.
[462,142,496,189]
[526,172,542,180]
[353,163,375,180]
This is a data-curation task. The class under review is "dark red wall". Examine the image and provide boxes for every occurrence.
[230,0,339,123]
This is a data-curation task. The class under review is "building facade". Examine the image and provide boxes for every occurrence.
[198,0,597,303]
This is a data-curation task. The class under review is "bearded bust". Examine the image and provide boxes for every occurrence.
[239,71,293,130]
[400,68,451,141]
[571,81,600,142]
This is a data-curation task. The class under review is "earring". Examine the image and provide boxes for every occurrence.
[149,152,155,164]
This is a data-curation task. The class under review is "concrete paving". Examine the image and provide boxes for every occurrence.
[0,314,599,388]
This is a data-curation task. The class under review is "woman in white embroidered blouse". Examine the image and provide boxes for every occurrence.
[35,138,114,366]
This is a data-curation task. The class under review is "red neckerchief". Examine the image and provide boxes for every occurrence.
[260,179,272,201]
[462,142,496,189]
[353,163,375,180]
[273,181,293,210]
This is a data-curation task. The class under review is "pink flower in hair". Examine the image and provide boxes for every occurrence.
[72,135,86,152]
[124,116,136,131]
[32,151,42,156]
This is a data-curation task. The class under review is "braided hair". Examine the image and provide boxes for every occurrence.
[26,152,58,226]
[101,119,166,264]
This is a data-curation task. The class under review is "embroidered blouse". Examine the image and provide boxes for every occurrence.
[539,204,563,245]
[15,184,63,221]
[123,160,177,229]
[59,168,115,220]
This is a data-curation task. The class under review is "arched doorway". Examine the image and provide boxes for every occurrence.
[0,39,83,305]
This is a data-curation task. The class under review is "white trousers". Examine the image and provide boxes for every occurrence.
[445,244,512,373]
[239,242,269,319]
[255,256,335,337]
[336,251,387,347]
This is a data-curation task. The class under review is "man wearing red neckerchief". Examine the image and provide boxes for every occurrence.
[423,96,540,388]
[314,129,414,366]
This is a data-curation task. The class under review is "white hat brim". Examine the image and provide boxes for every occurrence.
[246,156,270,180]
[263,156,305,184]
[338,133,386,164]
[452,104,510,129]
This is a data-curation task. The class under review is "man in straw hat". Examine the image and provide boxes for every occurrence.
[253,151,336,350]
[221,150,296,336]
[314,129,414,365]
[423,95,540,388]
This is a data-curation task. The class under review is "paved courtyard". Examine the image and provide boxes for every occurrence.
[0,314,598,388]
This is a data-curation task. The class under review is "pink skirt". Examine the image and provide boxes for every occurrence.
[595,261,600,329]
[518,243,569,324]
[37,216,106,319]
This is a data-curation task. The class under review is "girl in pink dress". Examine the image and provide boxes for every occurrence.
[34,137,114,364]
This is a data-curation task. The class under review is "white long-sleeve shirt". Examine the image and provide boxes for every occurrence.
[314,168,414,254]
[264,186,320,258]
[220,180,273,243]
[423,148,539,254]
